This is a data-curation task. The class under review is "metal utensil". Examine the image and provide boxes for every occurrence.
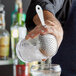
[36,5,58,57]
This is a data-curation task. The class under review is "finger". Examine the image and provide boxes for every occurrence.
[30,28,41,38]
[26,25,41,39]
[26,30,35,40]
[26,35,30,40]
[45,20,55,26]
[40,26,48,35]
[44,26,57,38]
[45,20,60,29]
[30,32,40,38]
[48,27,58,37]
[40,25,54,35]
[29,29,41,38]
[40,29,48,35]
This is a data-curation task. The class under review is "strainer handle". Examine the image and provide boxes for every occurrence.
[36,5,46,26]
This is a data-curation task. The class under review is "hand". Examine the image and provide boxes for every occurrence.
[26,11,63,47]
[26,20,63,47]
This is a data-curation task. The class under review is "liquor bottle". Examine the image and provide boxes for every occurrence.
[11,22,19,59]
[17,6,27,40]
[17,0,27,40]
[0,4,10,60]
[12,1,27,76]
[11,1,27,59]
[11,0,21,59]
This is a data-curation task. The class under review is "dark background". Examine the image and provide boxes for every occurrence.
[1,0,31,31]
[0,0,31,76]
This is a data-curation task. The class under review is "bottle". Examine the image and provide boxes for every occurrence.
[17,2,27,41]
[16,60,30,76]
[16,5,29,76]
[11,22,19,59]
[16,59,25,76]
[11,0,21,59]
[0,4,10,60]
[12,1,27,76]
[11,0,18,24]
[11,0,27,59]
[11,0,22,24]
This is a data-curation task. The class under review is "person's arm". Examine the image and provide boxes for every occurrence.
[26,10,63,47]
[26,0,64,20]
[26,0,64,47]
[26,0,64,31]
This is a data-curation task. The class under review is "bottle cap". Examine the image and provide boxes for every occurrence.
[18,8,23,13]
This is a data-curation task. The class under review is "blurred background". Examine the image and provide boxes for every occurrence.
[0,0,31,76]
[2,0,31,31]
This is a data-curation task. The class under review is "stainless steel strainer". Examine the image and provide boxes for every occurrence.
[36,5,58,57]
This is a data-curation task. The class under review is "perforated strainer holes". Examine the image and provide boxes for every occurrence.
[39,34,57,57]
[47,37,57,51]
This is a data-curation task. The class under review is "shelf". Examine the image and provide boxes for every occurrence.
[0,58,13,65]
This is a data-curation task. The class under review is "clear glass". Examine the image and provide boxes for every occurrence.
[31,64,61,76]
[16,38,48,63]
[0,4,10,60]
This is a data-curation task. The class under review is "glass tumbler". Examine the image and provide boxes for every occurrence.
[30,64,61,76]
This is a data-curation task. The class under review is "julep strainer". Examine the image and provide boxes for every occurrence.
[36,5,58,57]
